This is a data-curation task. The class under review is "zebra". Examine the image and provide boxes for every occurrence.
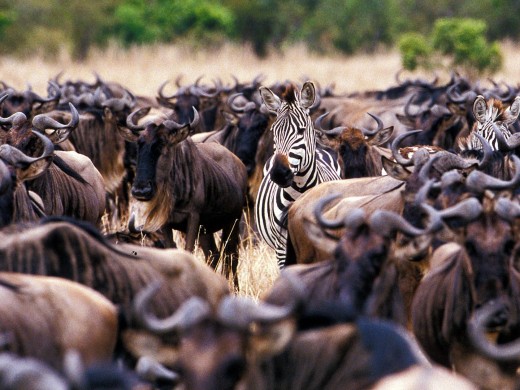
[458,94,520,151]
[254,81,341,267]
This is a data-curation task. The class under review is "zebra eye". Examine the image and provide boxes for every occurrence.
[297,126,306,134]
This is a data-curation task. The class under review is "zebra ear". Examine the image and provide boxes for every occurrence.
[300,81,316,110]
[259,87,281,112]
[506,96,520,124]
[472,95,487,123]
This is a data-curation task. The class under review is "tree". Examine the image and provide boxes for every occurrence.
[399,18,502,78]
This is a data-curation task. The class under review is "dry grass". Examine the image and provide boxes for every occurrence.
[5,40,520,298]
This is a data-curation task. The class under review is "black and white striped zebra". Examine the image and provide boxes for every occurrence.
[458,94,520,151]
[255,81,341,267]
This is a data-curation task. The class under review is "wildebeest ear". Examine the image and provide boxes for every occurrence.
[41,128,72,144]
[300,81,316,110]
[472,95,487,124]
[368,126,394,146]
[259,86,281,112]
[395,114,416,128]
[381,156,411,181]
[116,124,140,143]
[17,155,53,182]
[303,216,340,255]
[167,126,190,144]
[248,317,296,361]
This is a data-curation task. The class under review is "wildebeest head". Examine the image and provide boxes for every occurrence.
[0,81,61,118]
[317,112,393,178]
[157,76,219,129]
[134,282,297,390]
[226,93,270,177]
[0,130,54,227]
[119,106,200,201]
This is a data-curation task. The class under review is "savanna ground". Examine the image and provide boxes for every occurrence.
[3,41,520,298]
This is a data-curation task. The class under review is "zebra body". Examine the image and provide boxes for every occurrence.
[255,82,341,267]
[459,95,520,151]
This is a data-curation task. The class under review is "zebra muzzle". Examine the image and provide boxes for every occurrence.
[270,154,294,188]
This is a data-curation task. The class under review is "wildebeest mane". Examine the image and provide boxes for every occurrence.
[0,222,185,322]
[39,216,136,259]
[51,154,88,184]
[27,162,101,222]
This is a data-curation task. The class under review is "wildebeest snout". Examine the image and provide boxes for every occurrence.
[270,154,294,188]
[132,181,155,201]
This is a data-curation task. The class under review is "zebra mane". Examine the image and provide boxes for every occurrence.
[282,84,298,104]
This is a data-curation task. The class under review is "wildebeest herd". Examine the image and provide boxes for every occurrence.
[1,70,520,389]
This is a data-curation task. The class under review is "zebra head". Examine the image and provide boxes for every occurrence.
[471,94,520,150]
[260,81,317,188]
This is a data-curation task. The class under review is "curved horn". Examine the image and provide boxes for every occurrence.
[369,203,441,238]
[468,300,520,362]
[157,80,177,101]
[314,112,346,136]
[228,93,256,113]
[0,159,11,194]
[390,129,423,166]
[217,295,295,329]
[491,122,520,151]
[466,154,520,193]
[361,112,383,136]
[126,107,152,132]
[0,130,54,167]
[470,132,493,169]
[134,281,211,334]
[313,194,344,229]
[163,107,200,131]
[438,197,483,223]
[32,102,79,132]
[447,83,477,104]
[404,93,421,117]
[135,356,180,385]
[495,197,520,222]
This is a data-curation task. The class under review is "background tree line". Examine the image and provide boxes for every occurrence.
[0,0,516,66]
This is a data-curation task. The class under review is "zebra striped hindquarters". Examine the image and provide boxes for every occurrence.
[255,81,341,267]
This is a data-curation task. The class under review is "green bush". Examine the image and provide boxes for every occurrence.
[399,17,502,76]
[432,18,502,74]
[113,0,234,47]
[398,32,431,71]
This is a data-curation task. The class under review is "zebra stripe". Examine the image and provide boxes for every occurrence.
[460,95,520,152]
[255,82,341,267]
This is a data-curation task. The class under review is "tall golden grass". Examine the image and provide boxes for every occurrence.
[4,40,520,298]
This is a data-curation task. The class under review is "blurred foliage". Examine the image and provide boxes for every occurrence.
[399,18,502,77]
[398,33,432,71]
[0,0,517,72]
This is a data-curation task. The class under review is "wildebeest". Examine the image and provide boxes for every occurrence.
[119,105,248,288]
[132,280,474,390]
[0,216,230,364]
[0,130,53,227]
[0,272,117,372]
[0,98,107,225]
[265,197,442,326]
[411,195,520,389]
[316,111,394,178]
